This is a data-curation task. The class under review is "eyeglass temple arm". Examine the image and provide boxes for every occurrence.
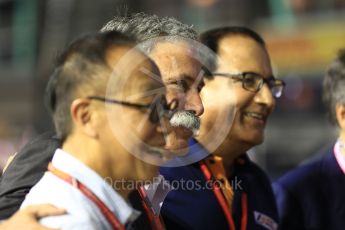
[87,96,150,109]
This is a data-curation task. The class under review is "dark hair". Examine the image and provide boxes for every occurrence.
[45,30,135,140]
[101,12,198,52]
[199,26,266,78]
[323,49,345,126]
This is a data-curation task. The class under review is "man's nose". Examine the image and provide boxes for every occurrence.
[254,83,275,109]
[184,90,204,116]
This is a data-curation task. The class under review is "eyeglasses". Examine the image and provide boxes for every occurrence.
[212,72,285,98]
[87,95,178,123]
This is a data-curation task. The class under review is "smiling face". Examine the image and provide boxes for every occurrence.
[201,35,275,150]
[220,35,275,146]
[149,40,205,153]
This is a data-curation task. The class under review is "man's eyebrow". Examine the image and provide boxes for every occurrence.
[140,67,164,84]
[246,71,276,79]
[166,74,204,86]
[127,85,165,101]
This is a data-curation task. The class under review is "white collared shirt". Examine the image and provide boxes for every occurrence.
[21,149,139,230]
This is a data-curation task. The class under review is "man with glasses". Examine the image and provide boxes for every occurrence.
[160,26,283,230]
[101,13,205,156]
[0,13,205,221]
[20,30,174,229]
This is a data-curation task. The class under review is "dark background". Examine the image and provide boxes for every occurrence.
[1,0,345,179]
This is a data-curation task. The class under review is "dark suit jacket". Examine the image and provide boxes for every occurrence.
[160,154,279,230]
[0,133,278,230]
[0,132,59,219]
[274,147,345,230]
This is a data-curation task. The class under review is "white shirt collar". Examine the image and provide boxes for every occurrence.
[52,149,140,225]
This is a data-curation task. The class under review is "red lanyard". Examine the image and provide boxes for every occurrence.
[137,186,166,230]
[48,163,125,230]
[199,161,248,230]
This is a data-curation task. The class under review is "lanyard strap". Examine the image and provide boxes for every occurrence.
[204,156,234,209]
[48,163,125,230]
[137,187,166,230]
[199,161,247,230]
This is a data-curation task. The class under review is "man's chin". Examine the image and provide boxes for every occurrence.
[165,138,190,157]
[246,134,264,147]
[163,127,195,157]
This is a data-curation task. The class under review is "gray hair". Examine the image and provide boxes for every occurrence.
[323,49,345,126]
[100,12,198,53]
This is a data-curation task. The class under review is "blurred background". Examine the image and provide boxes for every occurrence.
[0,0,344,179]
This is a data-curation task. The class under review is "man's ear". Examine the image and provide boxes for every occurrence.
[336,103,345,130]
[70,99,98,138]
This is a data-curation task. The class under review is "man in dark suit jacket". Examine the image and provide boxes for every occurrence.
[0,132,60,219]
[274,49,345,230]
[0,12,205,224]
[0,24,283,230]
[159,26,285,230]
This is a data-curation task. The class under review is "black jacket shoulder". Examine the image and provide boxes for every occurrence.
[0,131,60,219]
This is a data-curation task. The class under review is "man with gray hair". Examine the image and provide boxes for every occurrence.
[100,13,206,156]
[19,29,174,229]
[0,13,208,227]
[274,49,345,230]
[159,26,282,230]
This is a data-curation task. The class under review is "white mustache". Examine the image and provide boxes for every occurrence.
[169,111,200,134]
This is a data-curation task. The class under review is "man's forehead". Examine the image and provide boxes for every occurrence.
[218,35,267,58]
[150,47,202,76]
[216,35,272,76]
[106,45,133,67]
[149,40,199,59]
[107,49,162,90]
[123,61,165,98]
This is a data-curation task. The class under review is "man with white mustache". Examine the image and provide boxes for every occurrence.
[101,13,205,158]
[160,26,285,230]
[0,13,206,226]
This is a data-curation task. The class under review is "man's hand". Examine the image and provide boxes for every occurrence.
[0,204,66,230]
